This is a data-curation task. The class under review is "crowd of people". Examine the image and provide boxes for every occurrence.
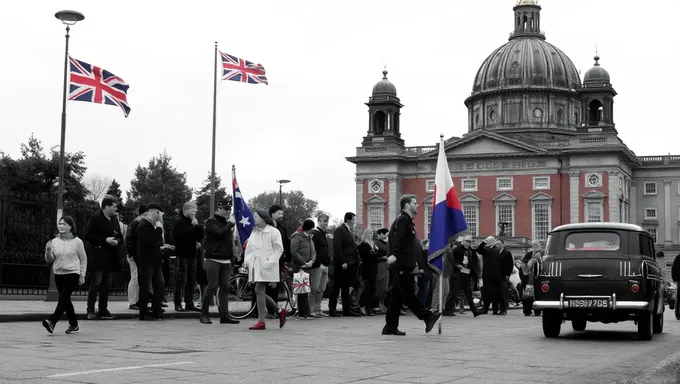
[41,193,546,336]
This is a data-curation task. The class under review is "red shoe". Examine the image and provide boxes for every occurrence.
[249,321,265,330]
[279,309,288,328]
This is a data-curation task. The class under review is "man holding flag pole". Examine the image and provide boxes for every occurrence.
[427,134,470,335]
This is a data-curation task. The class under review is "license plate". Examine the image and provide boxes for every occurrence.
[568,299,609,308]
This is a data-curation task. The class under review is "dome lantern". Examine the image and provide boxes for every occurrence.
[511,0,544,40]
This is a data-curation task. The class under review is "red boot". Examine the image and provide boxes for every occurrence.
[249,320,266,330]
[279,309,288,328]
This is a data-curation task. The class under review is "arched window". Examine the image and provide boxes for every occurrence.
[374,111,386,135]
[588,100,604,125]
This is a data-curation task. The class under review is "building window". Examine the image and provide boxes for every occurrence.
[496,177,513,191]
[367,206,384,229]
[644,226,658,244]
[585,201,603,222]
[496,204,514,237]
[462,204,478,237]
[462,178,478,192]
[644,182,657,195]
[532,203,551,242]
[424,203,433,237]
[644,208,657,220]
[426,180,435,193]
[533,176,550,190]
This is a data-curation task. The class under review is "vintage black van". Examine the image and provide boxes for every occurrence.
[533,223,665,340]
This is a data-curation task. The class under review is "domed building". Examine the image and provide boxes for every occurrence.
[348,0,680,256]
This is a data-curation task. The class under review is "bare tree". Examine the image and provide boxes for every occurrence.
[82,173,112,201]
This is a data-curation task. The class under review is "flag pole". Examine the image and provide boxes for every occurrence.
[231,164,236,194]
[210,41,219,217]
[438,272,443,335]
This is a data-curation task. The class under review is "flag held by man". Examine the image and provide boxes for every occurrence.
[428,135,468,272]
[232,172,255,248]
[68,56,131,117]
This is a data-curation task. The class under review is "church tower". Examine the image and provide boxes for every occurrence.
[362,69,404,147]
[579,55,617,133]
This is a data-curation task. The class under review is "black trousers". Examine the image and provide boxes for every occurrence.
[385,268,432,330]
[458,274,480,315]
[87,270,112,313]
[49,273,80,326]
[482,278,506,313]
[360,264,378,309]
[328,265,355,313]
[174,257,197,306]
[138,266,165,317]
[201,260,232,316]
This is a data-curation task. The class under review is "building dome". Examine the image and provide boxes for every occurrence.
[472,38,581,94]
[583,55,611,85]
[372,69,397,98]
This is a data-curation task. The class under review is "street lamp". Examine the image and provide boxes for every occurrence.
[276,179,291,206]
[55,10,84,223]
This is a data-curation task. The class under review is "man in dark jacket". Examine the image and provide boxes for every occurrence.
[200,198,238,325]
[125,204,147,310]
[84,195,124,320]
[310,214,332,316]
[383,195,441,336]
[136,202,166,321]
[476,236,507,315]
[328,212,361,317]
[172,201,204,312]
[497,239,515,314]
[450,235,481,317]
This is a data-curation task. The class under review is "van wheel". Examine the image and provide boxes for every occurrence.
[638,311,653,340]
[542,310,562,338]
[653,311,664,334]
[572,319,587,332]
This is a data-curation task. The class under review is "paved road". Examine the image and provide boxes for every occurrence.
[1,309,680,384]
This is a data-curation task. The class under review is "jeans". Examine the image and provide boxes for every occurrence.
[385,268,432,330]
[201,260,232,317]
[49,273,79,326]
[87,270,113,314]
[174,258,197,306]
[309,265,328,314]
[138,266,165,316]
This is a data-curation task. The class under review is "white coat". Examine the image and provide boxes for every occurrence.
[244,224,283,283]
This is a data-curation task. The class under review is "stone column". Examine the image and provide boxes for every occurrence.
[630,181,637,224]
[664,179,672,245]
[388,177,398,227]
[607,171,620,222]
[355,177,364,229]
[569,171,580,223]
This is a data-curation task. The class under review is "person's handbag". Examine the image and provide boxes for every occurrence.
[523,284,535,299]
[293,270,311,294]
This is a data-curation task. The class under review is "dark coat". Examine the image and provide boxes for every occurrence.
[84,210,124,273]
[136,218,164,268]
[125,217,142,259]
[203,214,235,261]
[172,213,204,259]
[311,227,331,267]
[672,254,680,282]
[290,231,316,272]
[332,224,359,266]
[388,211,420,270]
[275,221,291,262]
[476,243,503,279]
[452,245,481,281]
[500,248,514,277]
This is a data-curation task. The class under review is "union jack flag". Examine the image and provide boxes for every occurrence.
[220,51,268,85]
[68,56,131,117]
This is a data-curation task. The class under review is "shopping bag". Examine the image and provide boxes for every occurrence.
[293,270,311,294]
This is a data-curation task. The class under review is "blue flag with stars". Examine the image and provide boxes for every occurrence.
[232,174,254,248]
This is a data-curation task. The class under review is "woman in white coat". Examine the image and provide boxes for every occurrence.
[244,209,288,330]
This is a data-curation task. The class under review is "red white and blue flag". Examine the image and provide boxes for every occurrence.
[232,172,255,249]
[220,51,268,85]
[428,136,468,272]
[68,56,130,117]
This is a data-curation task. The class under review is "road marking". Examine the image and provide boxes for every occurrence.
[326,341,395,348]
[46,361,194,378]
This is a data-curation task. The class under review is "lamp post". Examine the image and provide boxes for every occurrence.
[48,10,84,302]
[54,10,84,223]
[276,179,291,206]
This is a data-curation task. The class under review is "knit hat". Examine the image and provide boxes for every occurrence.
[302,219,315,231]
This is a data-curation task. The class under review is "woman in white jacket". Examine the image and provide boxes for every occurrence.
[43,215,87,334]
[244,209,288,330]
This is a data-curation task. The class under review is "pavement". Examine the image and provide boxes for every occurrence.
[1,306,680,383]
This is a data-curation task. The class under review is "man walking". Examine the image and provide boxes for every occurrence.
[84,195,123,320]
[383,195,441,336]
[172,201,204,312]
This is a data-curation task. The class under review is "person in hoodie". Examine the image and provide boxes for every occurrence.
[310,214,332,317]
[136,203,166,321]
[291,219,317,319]
[42,215,87,335]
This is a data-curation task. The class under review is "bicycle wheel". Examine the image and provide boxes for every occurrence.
[227,274,256,320]
[278,280,294,313]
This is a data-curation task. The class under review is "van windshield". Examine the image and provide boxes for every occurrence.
[564,232,621,252]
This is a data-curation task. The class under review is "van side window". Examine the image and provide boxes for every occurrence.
[639,234,653,258]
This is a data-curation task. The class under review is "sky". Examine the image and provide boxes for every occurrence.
[2,0,679,221]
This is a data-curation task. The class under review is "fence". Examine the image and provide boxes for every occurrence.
[0,194,182,297]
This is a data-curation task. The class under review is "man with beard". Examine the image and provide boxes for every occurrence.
[383,195,442,336]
